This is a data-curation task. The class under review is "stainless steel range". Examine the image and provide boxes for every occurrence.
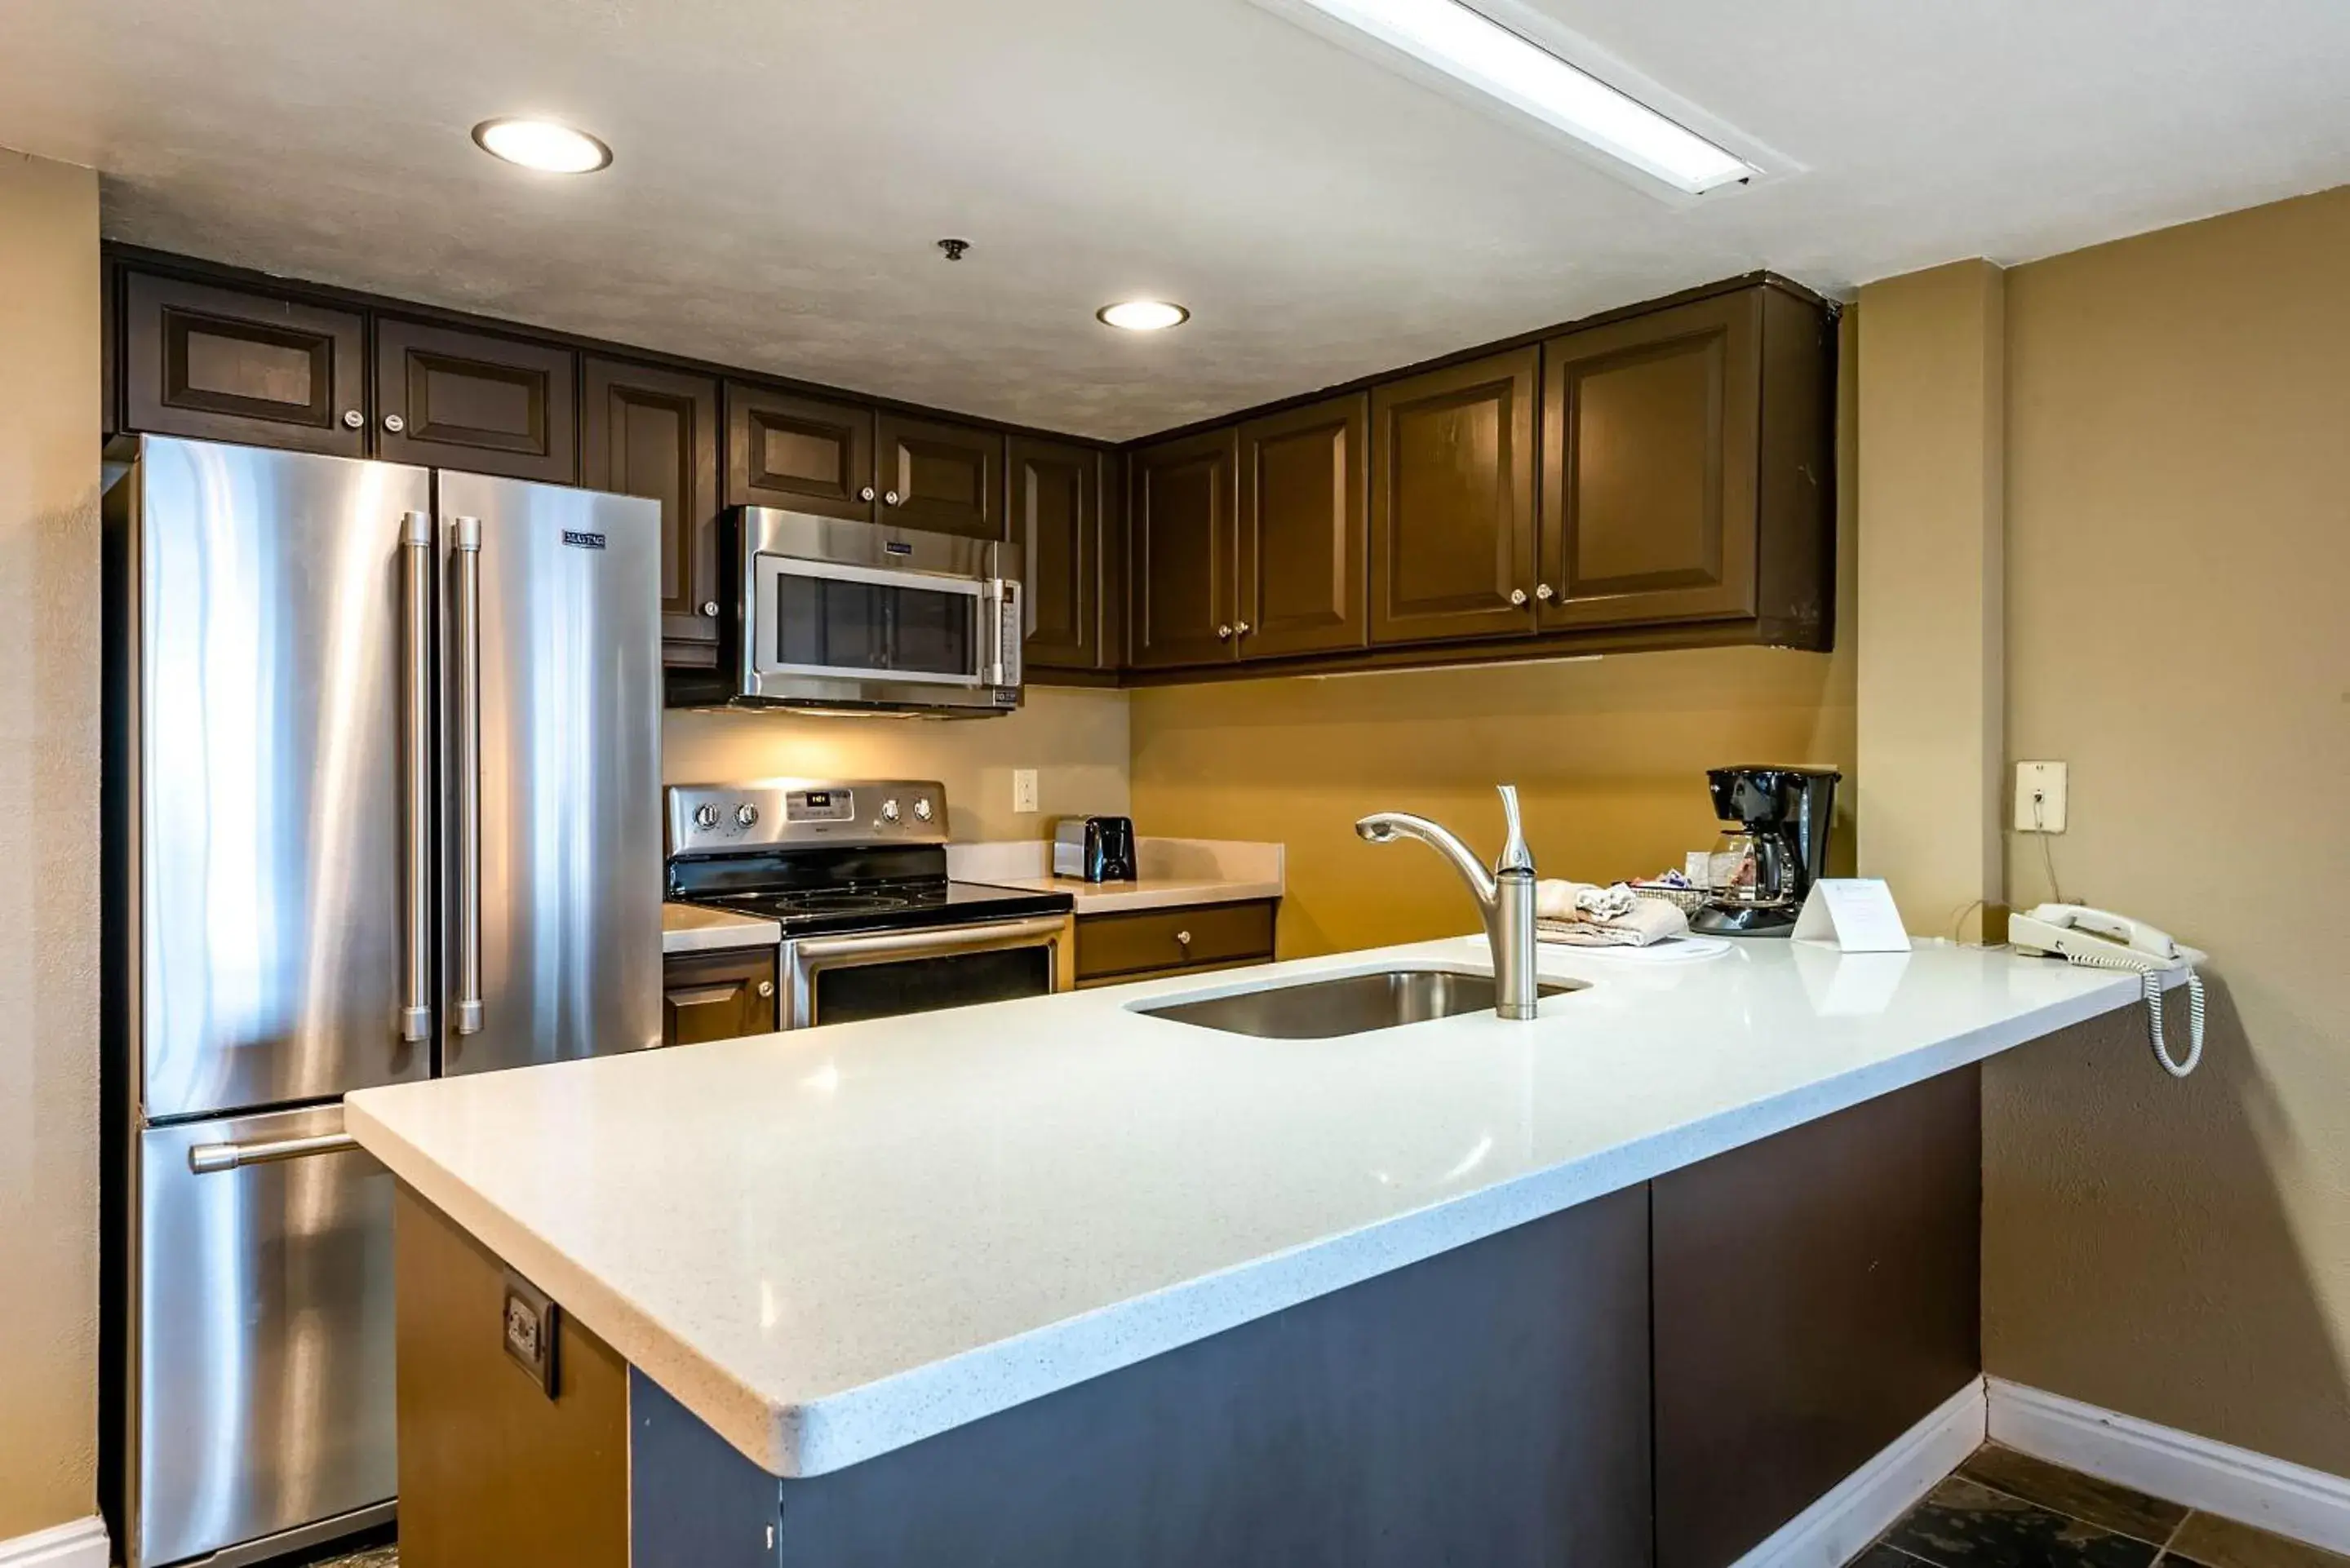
[666,780,1076,1027]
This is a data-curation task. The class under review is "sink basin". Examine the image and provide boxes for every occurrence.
[1136,967,1584,1040]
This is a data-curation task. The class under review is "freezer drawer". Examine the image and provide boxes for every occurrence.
[134,1105,395,1568]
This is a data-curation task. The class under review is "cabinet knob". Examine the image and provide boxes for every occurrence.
[1216,624,1232,640]
[1235,620,1252,636]
[341,410,365,430]
[1175,930,1192,948]
[382,413,406,434]
[859,485,876,503]
[701,600,720,617]
[756,980,774,999]
[1536,582,1555,602]
[884,490,902,507]
[1509,587,1528,607]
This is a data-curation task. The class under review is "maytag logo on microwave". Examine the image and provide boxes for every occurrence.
[561,529,607,551]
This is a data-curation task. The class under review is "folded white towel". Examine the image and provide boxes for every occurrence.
[1536,894,1690,948]
[1534,879,1640,923]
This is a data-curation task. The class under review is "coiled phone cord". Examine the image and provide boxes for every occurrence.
[2063,949,2206,1078]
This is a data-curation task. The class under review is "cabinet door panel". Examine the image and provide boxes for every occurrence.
[1009,436,1101,671]
[1128,428,1239,669]
[1540,291,1759,629]
[662,949,778,1047]
[1369,349,1538,645]
[584,357,721,658]
[375,318,577,482]
[1239,394,1368,660]
[123,272,367,456]
[878,412,1004,539]
[725,383,876,520]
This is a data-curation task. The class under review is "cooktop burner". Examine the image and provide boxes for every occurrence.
[683,878,1073,939]
[758,891,916,916]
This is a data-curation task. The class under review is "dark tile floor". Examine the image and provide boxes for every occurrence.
[1860,1444,2350,1568]
[282,1443,2347,1568]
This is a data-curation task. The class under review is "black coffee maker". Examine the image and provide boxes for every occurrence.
[1689,765,1842,937]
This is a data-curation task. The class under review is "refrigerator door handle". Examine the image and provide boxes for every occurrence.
[452,514,485,1036]
[399,510,435,1043]
[188,1130,362,1175]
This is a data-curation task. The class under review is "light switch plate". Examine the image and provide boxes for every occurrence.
[2015,761,2068,833]
[1012,768,1039,814]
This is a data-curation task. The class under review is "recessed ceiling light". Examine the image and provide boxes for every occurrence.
[1275,0,1749,194]
[1097,300,1190,332]
[471,117,613,175]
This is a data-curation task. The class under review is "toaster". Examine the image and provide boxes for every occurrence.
[1052,816,1137,883]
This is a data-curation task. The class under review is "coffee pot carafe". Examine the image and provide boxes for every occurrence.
[1689,766,1841,937]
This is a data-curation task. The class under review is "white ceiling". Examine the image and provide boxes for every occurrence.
[5,0,2348,440]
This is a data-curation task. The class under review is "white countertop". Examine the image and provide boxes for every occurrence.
[945,835,1283,914]
[663,901,781,955]
[346,936,2172,1483]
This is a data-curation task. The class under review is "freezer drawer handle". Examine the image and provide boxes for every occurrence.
[188,1132,361,1175]
[399,508,434,1043]
[452,514,485,1037]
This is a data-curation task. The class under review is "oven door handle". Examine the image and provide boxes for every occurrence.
[783,914,1075,1029]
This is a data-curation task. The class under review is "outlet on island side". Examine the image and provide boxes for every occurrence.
[1013,768,1040,814]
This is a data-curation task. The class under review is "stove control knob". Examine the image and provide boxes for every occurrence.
[880,799,901,825]
[692,804,720,831]
[912,797,933,823]
[735,803,760,829]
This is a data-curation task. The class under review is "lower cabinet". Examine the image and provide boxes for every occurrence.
[1652,1064,1982,1568]
[1074,901,1276,987]
[660,947,779,1047]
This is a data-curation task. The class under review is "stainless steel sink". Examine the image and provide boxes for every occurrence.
[1136,967,1584,1039]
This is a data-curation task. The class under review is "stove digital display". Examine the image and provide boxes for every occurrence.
[787,789,855,823]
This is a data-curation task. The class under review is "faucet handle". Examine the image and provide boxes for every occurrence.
[1495,784,1534,874]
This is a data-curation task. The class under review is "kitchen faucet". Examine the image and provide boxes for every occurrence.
[1355,785,1541,1021]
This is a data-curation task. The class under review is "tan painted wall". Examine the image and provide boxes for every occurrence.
[0,148,103,1539]
[1854,259,2006,941]
[663,684,1131,844]
[1983,186,2350,1472]
[1128,321,1858,959]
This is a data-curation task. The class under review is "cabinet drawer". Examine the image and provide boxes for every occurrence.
[662,948,778,1046]
[1075,901,1275,982]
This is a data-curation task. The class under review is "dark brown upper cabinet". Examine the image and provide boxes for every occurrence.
[1238,394,1368,660]
[1009,436,1106,673]
[1540,290,1760,631]
[583,357,721,662]
[876,412,1004,539]
[725,383,876,520]
[374,318,577,483]
[122,272,368,457]
[1368,348,1539,647]
[1128,428,1239,669]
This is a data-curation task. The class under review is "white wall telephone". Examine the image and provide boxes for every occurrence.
[2010,903,2204,1077]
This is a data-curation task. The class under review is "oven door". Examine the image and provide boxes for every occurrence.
[780,915,1075,1029]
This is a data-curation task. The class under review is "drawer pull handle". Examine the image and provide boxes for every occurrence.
[1175,930,1192,947]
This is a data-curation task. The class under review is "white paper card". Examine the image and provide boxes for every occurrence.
[1791,879,1913,953]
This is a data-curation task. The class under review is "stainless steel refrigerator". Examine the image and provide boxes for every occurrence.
[102,435,663,1568]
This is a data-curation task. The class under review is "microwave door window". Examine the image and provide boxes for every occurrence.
[774,575,889,673]
[889,583,976,676]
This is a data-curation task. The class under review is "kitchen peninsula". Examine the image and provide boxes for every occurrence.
[346,938,2185,1568]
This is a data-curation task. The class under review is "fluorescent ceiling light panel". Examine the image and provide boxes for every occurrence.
[1287,0,1751,193]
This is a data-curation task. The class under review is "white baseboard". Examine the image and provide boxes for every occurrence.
[0,1517,109,1568]
[1732,1377,1989,1568]
[1988,1377,2350,1553]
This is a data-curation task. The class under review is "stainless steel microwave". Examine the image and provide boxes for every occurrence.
[677,508,1024,716]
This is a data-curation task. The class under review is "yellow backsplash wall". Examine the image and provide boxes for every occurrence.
[1128,317,1857,960]
[663,684,1131,844]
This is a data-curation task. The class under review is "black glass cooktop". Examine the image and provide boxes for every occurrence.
[685,879,1072,938]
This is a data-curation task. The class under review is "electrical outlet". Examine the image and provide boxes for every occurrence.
[2014,761,2068,833]
[1012,768,1039,814]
